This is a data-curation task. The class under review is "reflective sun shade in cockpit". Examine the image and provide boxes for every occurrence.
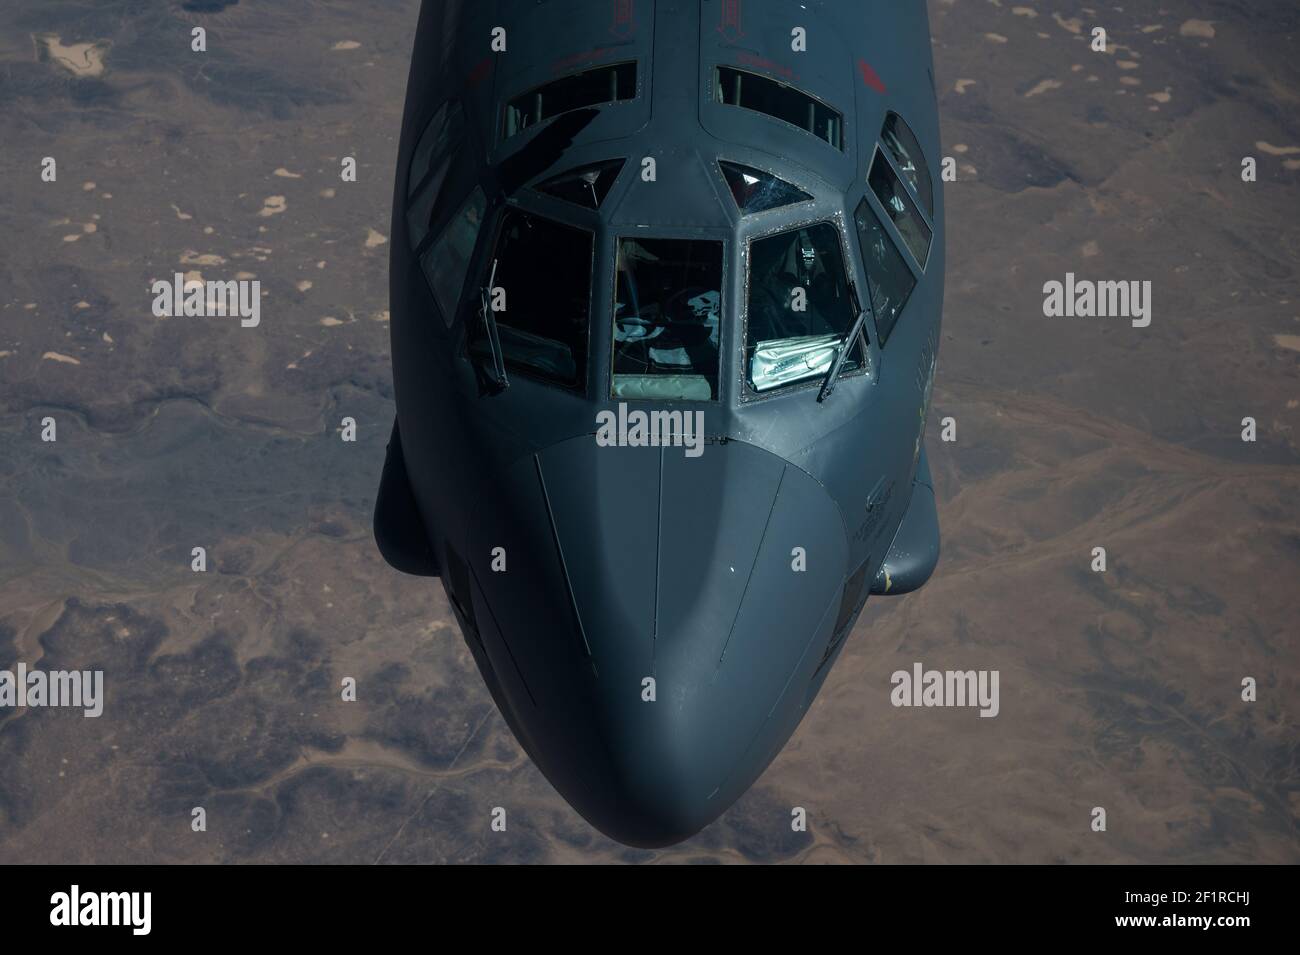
[715,66,843,150]
[746,223,864,393]
[719,161,813,215]
[535,159,626,210]
[868,148,932,267]
[504,62,637,138]
[612,238,723,401]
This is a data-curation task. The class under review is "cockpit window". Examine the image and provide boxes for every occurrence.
[881,112,934,219]
[746,223,864,393]
[420,186,486,327]
[612,238,723,401]
[868,147,932,267]
[470,209,593,390]
[719,161,813,215]
[504,62,637,138]
[853,198,916,347]
[407,101,465,251]
[715,66,843,150]
[535,159,626,209]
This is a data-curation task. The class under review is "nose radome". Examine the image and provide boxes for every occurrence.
[469,435,848,847]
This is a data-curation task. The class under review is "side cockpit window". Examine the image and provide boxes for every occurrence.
[407,100,465,252]
[868,148,932,267]
[421,187,486,328]
[612,238,723,401]
[746,223,865,393]
[853,198,915,347]
[854,112,931,346]
[881,112,934,219]
[470,209,593,390]
[504,62,637,138]
[715,66,843,150]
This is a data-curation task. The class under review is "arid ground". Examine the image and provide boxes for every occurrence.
[0,0,1296,863]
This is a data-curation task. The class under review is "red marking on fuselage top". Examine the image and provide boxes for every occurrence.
[858,59,886,94]
[718,0,743,42]
[611,0,636,38]
[468,54,493,87]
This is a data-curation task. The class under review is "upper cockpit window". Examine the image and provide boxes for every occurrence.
[535,159,626,210]
[612,238,723,401]
[868,148,932,267]
[881,112,934,219]
[407,101,466,251]
[504,62,637,138]
[715,66,843,150]
[746,223,865,394]
[470,209,593,390]
[853,198,916,347]
[719,161,813,215]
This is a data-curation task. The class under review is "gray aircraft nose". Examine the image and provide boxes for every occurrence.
[468,435,849,846]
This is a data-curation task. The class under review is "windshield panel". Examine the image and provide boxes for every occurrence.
[720,161,813,215]
[471,209,592,389]
[746,223,863,393]
[612,238,723,401]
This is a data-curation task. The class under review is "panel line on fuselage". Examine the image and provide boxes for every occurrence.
[533,453,596,670]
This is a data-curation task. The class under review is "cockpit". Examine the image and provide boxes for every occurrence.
[403,61,935,408]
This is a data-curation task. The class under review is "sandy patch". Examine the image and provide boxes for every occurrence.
[364,228,388,249]
[37,35,108,77]
[1256,142,1300,156]
[258,196,288,217]
[42,352,81,365]
[1275,335,1300,353]
[332,40,362,51]
[273,168,302,179]
[180,251,227,266]
[1025,79,1062,98]
[1179,20,1216,39]
[954,79,976,95]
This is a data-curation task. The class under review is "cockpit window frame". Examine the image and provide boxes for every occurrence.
[713,66,845,152]
[739,215,872,403]
[502,61,639,140]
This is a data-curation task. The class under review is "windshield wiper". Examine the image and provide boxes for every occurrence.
[478,258,509,392]
[817,284,871,403]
